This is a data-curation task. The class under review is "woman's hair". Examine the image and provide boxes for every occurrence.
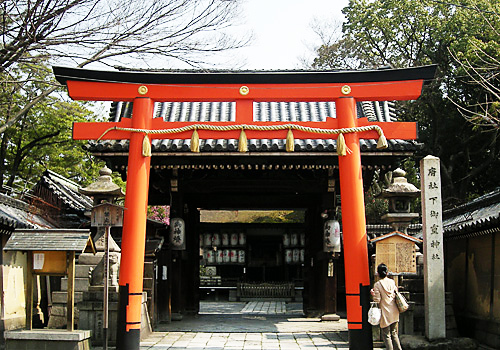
[377,263,388,278]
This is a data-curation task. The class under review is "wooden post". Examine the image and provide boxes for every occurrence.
[116,97,154,350]
[336,97,373,349]
[26,252,33,330]
[104,226,110,350]
[67,251,75,331]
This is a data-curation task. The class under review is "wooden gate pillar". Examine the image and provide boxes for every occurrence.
[116,97,154,350]
[336,97,373,349]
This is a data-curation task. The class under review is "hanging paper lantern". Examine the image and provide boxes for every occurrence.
[324,220,341,253]
[170,218,186,250]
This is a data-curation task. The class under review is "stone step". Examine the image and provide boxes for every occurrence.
[46,305,79,329]
[75,265,94,278]
[83,290,120,302]
[143,278,153,290]
[408,292,453,304]
[77,253,104,266]
[402,277,424,293]
[61,277,90,292]
[52,291,84,304]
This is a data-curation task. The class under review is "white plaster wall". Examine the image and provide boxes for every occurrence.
[2,251,27,327]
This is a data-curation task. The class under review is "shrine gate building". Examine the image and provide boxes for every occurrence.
[53,65,436,350]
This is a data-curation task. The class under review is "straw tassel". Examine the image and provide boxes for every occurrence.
[377,133,388,149]
[142,134,152,157]
[190,128,200,153]
[238,128,248,152]
[286,128,295,152]
[337,133,346,156]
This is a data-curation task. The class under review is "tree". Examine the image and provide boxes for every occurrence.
[449,8,500,130]
[0,0,246,190]
[0,63,103,190]
[311,0,500,207]
[0,0,246,133]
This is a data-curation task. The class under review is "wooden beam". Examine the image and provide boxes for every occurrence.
[26,252,33,330]
[73,119,417,141]
[65,80,426,102]
[67,251,75,331]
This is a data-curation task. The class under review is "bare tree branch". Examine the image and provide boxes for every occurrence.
[0,0,248,133]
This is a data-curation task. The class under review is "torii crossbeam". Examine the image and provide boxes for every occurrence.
[54,65,436,350]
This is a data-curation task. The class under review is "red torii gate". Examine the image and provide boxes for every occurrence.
[53,65,436,350]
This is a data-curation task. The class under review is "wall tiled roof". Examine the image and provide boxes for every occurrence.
[0,193,53,230]
[443,188,500,235]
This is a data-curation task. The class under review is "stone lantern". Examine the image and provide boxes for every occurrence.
[79,166,124,349]
[380,168,420,233]
[80,166,124,206]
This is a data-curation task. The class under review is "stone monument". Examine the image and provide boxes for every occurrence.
[420,155,446,340]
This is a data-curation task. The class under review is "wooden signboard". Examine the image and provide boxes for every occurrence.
[32,251,67,275]
[373,233,421,275]
[91,203,124,227]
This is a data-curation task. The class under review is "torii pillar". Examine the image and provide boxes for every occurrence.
[54,65,436,350]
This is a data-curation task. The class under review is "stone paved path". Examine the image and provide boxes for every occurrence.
[200,301,303,315]
[93,302,386,349]
[136,302,385,349]
[139,331,353,349]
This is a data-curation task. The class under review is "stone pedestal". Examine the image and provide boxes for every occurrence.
[78,287,119,346]
[4,329,91,350]
[321,314,341,321]
[78,289,151,346]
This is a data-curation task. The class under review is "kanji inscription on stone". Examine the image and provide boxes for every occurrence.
[420,155,446,340]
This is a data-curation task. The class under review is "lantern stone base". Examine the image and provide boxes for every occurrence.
[321,314,340,321]
[78,289,119,346]
[4,329,91,350]
[78,290,151,346]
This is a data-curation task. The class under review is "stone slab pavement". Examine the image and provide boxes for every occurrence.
[93,302,386,349]
[138,301,385,350]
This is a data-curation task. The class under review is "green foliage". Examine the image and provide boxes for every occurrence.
[313,0,500,207]
[0,63,101,190]
[365,192,388,223]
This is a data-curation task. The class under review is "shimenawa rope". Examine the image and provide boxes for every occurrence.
[96,124,388,157]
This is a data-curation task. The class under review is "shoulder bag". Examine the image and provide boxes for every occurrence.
[395,291,409,313]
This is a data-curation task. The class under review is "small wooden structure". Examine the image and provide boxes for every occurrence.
[3,229,95,331]
[370,231,422,275]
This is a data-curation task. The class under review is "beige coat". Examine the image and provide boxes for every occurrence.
[372,277,399,328]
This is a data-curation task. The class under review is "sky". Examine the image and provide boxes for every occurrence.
[234,0,349,70]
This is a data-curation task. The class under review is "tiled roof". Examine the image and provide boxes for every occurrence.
[0,193,53,230]
[370,231,423,244]
[38,170,93,212]
[89,100,421,153]
[111,100,397,123]
[3,229,92,252]
[443,188,500,235]
[366,223,422,241]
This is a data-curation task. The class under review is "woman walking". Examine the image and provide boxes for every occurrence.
[371,263,402,350]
